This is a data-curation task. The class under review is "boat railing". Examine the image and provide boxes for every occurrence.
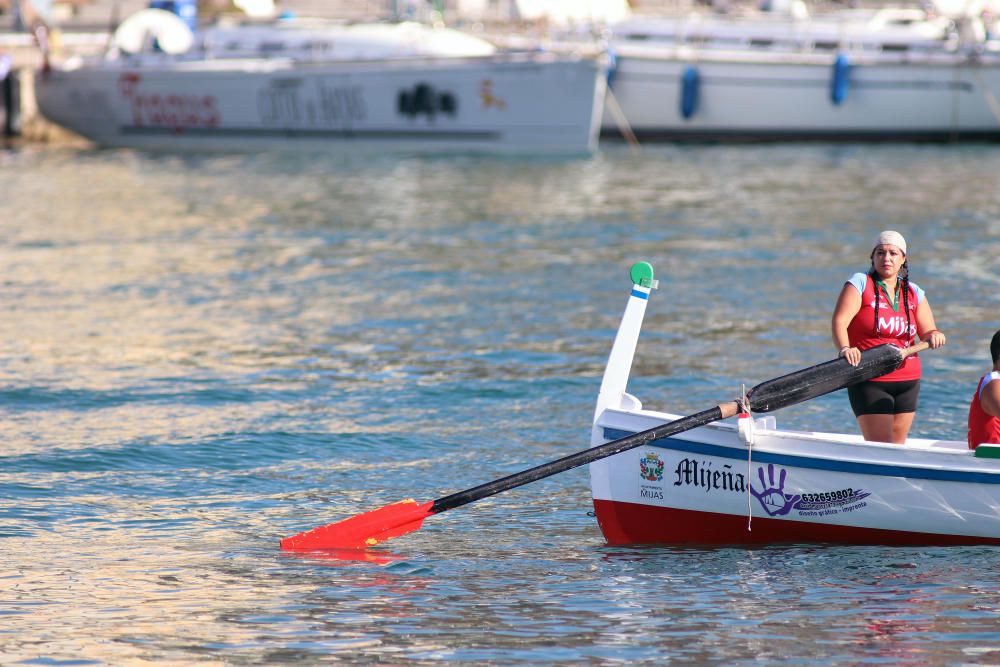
[610,9,1000,60]
[98,43,589,69]
[617,32,961,56]
[599,403,977,457]
[613,37,1000,66]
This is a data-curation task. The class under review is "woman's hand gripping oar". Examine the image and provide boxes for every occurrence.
[280,342,929,551]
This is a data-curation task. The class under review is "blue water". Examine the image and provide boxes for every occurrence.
[1,143,999,664]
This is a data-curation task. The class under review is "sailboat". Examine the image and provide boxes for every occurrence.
[596,1,1000,140]
[34,7,608,154]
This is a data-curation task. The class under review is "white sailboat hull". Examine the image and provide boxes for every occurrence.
[602,44,1000,139]
[37,53,606,154]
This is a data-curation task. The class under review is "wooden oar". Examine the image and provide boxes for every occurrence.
[280,341,929,550]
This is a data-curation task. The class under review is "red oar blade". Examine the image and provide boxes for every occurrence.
[280,498,435,550]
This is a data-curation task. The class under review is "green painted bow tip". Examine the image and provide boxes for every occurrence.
[629,261,655,288]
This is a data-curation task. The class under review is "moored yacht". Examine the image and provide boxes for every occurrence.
[34,11,608,155]
[597,2,1000,140]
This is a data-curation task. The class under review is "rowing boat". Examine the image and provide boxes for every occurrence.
[589,262,1000,546]
[279,263,1000,552]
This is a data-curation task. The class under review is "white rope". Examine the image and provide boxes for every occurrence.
[741,384,754,533]
[747,437,753,533]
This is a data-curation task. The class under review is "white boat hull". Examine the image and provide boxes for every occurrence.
[36,53,606,155]
[602,46,1000,140]
[591,408,1000,545]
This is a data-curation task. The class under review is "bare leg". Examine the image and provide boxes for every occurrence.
[891,412,915,445]
[857,413,914,444]
[856,414,895,444]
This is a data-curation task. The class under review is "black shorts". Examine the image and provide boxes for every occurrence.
[847,379,920,416]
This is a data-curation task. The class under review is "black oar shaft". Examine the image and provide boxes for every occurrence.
[431,404,733,514]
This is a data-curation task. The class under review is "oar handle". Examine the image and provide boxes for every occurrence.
[903,340,930,357]
[430,402,738,514]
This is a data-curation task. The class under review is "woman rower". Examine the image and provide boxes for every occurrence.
[831,230,946,444]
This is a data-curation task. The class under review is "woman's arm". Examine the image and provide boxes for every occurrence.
[982,379,1000,419]
[915,297,946,349]
[832,283,862,366]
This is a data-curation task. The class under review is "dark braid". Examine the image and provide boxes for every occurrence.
[869,265,881,334]
[868,251,881,334]
[900,259,911,342]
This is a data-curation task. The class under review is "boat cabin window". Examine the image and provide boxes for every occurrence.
[259,41,286,54]
[303,41,333,53]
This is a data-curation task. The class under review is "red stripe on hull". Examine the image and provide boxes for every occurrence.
[593,499,1000,546]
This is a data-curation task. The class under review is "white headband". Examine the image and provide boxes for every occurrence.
[875,230,907,254]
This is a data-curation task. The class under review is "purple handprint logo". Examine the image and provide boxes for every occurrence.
[749,464,801,516]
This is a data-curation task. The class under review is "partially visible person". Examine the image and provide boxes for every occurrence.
[967,330,1000,450]
[831,230,946,444]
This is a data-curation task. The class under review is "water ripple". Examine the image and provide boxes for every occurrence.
[1,144,999,664]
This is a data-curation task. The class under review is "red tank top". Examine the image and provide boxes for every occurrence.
[968,374,1000,449]
[845,275,921,382]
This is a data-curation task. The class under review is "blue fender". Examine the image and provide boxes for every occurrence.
[830,53,850,106]
[680,65,700,120]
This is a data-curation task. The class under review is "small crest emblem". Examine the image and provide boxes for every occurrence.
[479,79,506,110]
[639,452,665,482]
